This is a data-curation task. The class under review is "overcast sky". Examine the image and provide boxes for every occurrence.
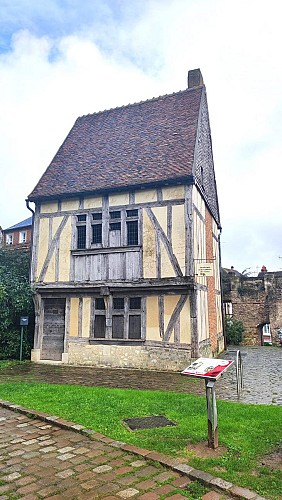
[1,0,281,274]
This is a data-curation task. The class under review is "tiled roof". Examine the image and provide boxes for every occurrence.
[4,217,32,232]
[28,86,204,200]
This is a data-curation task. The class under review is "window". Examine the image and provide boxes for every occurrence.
[76,214,87,249]
[75,208,139,249]
[19,231,27,243]
[77,226,86,249]
[224,302,232,317]
[6,234,13,245]
[92,224,102,244]
[91,212,102,245]
[127,220,138,245]
[92,296,142,340]
[93,298,106,338]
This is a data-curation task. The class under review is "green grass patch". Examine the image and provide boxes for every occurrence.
[0,360,23,369]
[0,382,281,499]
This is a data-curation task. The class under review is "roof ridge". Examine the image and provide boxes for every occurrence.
[78,85,204,120]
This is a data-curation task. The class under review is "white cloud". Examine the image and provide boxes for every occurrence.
[0,0,282,272]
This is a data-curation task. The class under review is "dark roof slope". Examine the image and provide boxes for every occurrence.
[4,217,32,232]
[28,86,204,200]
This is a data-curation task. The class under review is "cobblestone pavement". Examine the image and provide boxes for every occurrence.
[217,347,282,405]
[0,347,281,405]
[0,405,244,500]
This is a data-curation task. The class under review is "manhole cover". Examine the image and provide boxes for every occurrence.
[123,415,176,431]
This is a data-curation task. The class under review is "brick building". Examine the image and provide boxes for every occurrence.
[222,266,282,346]
[2,217,32,250]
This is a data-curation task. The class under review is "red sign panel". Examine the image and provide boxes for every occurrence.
[181,357,233,381]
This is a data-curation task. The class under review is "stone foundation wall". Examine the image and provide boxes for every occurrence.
[67,343,191,372]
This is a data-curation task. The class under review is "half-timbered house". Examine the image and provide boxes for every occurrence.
[27,68,223,371]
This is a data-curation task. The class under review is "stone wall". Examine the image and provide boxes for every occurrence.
[67,342,191,372]
[223,270,282,345]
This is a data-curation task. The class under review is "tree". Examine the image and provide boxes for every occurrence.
[225,317,244,345]
[0,249,34,359]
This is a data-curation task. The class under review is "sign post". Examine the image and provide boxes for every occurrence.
[181,357,233,449]
[19,316,29,362]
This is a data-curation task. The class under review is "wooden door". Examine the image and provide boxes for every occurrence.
[41,299,66,360]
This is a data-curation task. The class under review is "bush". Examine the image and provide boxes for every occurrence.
[225,317,244,345]
[0,248,34,360]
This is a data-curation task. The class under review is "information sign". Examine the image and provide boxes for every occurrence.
[181,357,233,381]
[197,263,214,276]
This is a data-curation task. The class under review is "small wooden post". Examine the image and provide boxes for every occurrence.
[205,379,218,449]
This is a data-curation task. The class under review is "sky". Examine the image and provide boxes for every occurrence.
[0,0,281,274]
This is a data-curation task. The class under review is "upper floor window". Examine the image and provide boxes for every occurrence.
[19,231,27,243]
[6,233,13,245]
[75,208,139,250]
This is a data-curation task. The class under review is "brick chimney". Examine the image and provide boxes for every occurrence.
[188,69,204,88]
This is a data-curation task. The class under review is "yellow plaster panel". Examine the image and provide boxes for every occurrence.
[135,189,157,204]
[160,240,175,278]
[58,217,71,281]
[40,202,58,213]
[44,252,56,282]
[61,199,80,211]
[69,298,79,337]
[180,297,191,344]
[84,196,102,209]
[162,186,184,200]
[82,298,91,338]
[152,206,167,234]
[146,296,160,340]
[172,204,185,274]
[36,218,49,280]
[109,193,129,206]
[143,210,156,278]
[164,295,179,342]
[52,216,63,237]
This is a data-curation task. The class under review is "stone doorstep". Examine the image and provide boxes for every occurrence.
[0,400,268,500]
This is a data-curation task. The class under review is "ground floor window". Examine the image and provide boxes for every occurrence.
[92,296,143,340]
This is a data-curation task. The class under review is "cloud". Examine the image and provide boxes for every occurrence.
[0,0,282,272]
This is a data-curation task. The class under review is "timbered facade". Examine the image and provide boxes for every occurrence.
[27,68,223,371]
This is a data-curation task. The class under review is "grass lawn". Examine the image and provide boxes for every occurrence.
[0,381,281,499]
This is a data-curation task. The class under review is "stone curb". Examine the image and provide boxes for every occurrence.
[0,400,268,500]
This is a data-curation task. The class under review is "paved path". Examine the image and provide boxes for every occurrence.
[0,347,281,405]
[0,347,279,499]
[217,347,282,405]
[0,405,243,500]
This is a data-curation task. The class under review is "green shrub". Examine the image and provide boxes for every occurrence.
[0,248,34,360]
[225,317,244,345]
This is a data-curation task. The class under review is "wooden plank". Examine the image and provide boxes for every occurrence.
[185,185,193,276]
[31,205,40,282]
[126,251,140,280]
[158,295,164,339]
[174,317,180,343]
[78,298,83,337]
[167,204,172,243]
[102,195,109,247]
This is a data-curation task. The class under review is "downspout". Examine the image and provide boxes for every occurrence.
[25,199,35,282]
[218,225,227,351]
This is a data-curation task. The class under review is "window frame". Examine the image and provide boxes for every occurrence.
[74,207,140,251]
[19,231,27,244]
[6,233,13,245]
[91,295,144,342]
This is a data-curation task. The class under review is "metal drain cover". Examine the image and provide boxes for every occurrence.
[123,415,176,431]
